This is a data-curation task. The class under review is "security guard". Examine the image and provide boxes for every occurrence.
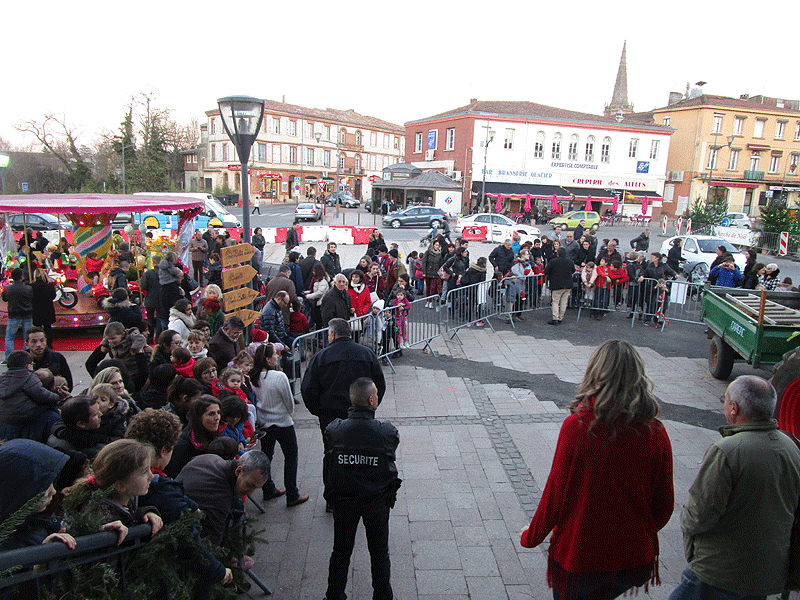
[323,377,401,600]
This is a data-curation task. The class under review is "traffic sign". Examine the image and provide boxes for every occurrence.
[318,181,326,192]
[223,286,260,311]
[221,264,257,290]
[220,243,256,268]
[720,217,731,227]
[224,309,260,327]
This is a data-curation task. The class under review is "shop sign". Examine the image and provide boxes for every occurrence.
[562,174,656,191]
[478,167,554,185]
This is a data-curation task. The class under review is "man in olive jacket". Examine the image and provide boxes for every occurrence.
[673,375,800,599]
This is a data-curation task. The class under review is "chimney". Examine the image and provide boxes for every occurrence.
[470,98,477,104]
[668,92,683,105]
[282,95,285,103]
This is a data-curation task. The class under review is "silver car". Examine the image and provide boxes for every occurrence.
[294,202,322,222]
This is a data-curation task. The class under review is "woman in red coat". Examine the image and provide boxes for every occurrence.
[347,269,372,318]
[520,340,673,600]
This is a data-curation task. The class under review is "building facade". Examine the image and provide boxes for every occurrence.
[650,94,800,218]
[404,100,672,216]
[201,100,404,202]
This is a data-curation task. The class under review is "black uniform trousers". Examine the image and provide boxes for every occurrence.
[326,502,392,600]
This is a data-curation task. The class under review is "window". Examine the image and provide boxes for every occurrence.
[776,121,786,139]
[712,114,723,134]
[534,131,545,159]
[383,134,389,149]
[370,132,377,147]
[272,145,281,163]
[628,139,639,158]
[356,131,362,145]
[568,134,579,160]
[790,153,799,175]
[585,136,595,162]
[288,120,297,136]
[323,150,330,168]
[325,125,331,140]
[354,155,361,171]
[414,132,423,153]
[649,139,660,160]
[257,143,266,162]
[271,116,280,134]
[288,146,297,164]
[663,116,671,127]
[339,129,346,144]
[707,147,718,169]
[734,116,745,135]
[339,153,345,170]
[601,137,611,163]
[728,148,739,171]
[769,154,780,173]
[370,155,376,170]
[305,147,314,166]
[551,133,562,159]
[211,144,217,162]
[749,153,760,171]
[394,137,399,150]
[795,122,800,141]
[504,129,514,150]
[305,122,313,138]
[222,144,229,161]
[754,119,765,138]
[445,128,455,150]
[210,117,216,134]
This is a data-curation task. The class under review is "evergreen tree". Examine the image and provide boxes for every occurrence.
[684,194,728,227]
[759,195,798,234]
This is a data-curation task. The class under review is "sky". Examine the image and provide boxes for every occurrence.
[2,0,798,150]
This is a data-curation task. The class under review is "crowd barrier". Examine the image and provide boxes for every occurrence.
[749,230,800,256]
[496,274,549,328]
[442,278,501,339]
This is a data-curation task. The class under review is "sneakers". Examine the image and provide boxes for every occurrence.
[475,321,484,327]
[466,323,473,328]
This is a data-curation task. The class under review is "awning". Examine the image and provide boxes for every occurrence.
[0,193,204,214]
[560,186,618,199]
[626,190,662,198]
[472,182,570,197]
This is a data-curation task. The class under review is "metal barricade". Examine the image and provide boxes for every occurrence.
[288,326,331,394]
[630,277,706,330]
[497,273,548,328]
[750,231,800,256]
[575,279,630,323]
[443,278,501,342]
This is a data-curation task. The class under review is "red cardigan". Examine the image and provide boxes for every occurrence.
[521,411,673,586]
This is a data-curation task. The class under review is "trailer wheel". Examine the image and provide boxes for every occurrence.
[709,335,735,380]
[773,347,800,422]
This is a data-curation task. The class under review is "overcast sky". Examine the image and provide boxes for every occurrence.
[2,0,797,150]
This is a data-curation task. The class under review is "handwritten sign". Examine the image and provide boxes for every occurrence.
[224,309,260,327]
[221,265,257,290]
[223,286,260,311]
[220,243,256,268]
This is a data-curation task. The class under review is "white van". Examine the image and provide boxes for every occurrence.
[133,192,241,229]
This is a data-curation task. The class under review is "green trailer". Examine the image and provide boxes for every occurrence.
[702,288,800,383]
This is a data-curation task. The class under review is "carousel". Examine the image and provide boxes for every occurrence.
[0,194,205,330]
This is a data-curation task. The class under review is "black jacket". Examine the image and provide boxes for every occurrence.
[2,280,33,317]
[630,232,650,252]
[140,267,161,309]
[488,245,515,275]
[31,279,56,326]
[103,298,145,332]
[259,299,293,346]
[208,328,242,370]
[321,251,342,279]
[32,347,73,392]
[323,406,400,508]
[286,227,299,250]
[544,257,575,291]
[321,288,352,327]
[301,338,386,422]
[108,267,128,291]
[642,261,677,281]
[299,256,320,289]
[206,262,222,287]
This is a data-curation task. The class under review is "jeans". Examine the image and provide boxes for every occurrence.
[326,503,392,600]
[5,316,32,360]
[669,569,766,600]
[260,425,300,502]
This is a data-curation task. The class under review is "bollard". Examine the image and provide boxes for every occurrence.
[780,231,789,256]
[661,214,668,235]
[675,217,683,236]
[687,218,692,235]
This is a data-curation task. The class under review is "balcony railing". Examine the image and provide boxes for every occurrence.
[743,170,765,180]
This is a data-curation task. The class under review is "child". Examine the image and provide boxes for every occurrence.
[205,436,240,460]
[212,367,256,442]
[288,308,310,337]
[85,251,104,285]
[47,243,64,272]
[581,261,597,303]
[219,396,250,454]
[389,290,411,349]
[108,258,129,291]
[362,299,386,355]
[199,296,224,335]
[591,258,610,320]
[232,351,256,413]
[90,382,131,442]
[186,329,208,360]
[66,439,162,535]
[607,260,630,308]
[171,346,196,378]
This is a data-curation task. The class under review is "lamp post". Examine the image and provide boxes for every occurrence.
[217,96,265,244]
[0,152,9,195]
[121,143,134,195]
[480,124,495,213]
[707,134,735,203]
[314,131,326,220]
[335,121,342,219]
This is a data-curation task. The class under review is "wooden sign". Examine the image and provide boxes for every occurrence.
[223,286,260,311]
[220,243,256,268]
[224,309,260,327]
[221,265,257,290]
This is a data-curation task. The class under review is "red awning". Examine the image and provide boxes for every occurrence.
[0,194,204,214]
[259,173,283,180]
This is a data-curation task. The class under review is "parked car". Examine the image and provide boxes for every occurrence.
[659,235,746,271]
[133,193,241,229]
[325,192,359,208]
[7,213,61,232]
[723,212,752,228]
[454,213,540,240]
[294,202,322,222]
[383,206,448,229]
[549,210,601,230]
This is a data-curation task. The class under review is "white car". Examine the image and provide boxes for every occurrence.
[723,212,752,228]
[294,202,322,222]
[454,213,540,242]
[659,235,746,271]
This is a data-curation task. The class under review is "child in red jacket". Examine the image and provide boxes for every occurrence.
[171,347,196,379]
[212,366,257,443]
[85,252,104,285]
[607,259,630,308]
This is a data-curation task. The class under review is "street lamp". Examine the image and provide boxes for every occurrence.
[480,125,495,213]
[314,131,327,220]
[707,134,736,203]
[0,152,9,195]
[121,143,134,195]
[217,95,265,243]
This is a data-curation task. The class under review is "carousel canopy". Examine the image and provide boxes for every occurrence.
[0,194,204,214]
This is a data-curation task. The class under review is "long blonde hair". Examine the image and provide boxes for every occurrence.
[570,340,660,436]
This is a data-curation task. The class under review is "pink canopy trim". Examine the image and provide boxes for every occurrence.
[612,194,620,213]
[494,197,503,212]
[641,197,649,215]
[584,195,593,211]
[0,193,205,214]
[523,194,531,212]
[551,195,558,212]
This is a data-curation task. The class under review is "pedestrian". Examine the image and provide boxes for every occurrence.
[30,268,57,348]
[26,326,73,392]
[188,230,208,286]
[639,252,677,326]
[157,251,184,334]
[323,377,400,600]
[259,291,295,349]
[139,254,162,343]
[709,257,742,288]
[301,319,386,511]
[489,238,515,277]
[207,316,245,369]
[304,264,331,331]
[321,274,354,329]
[670,375,800,600]
[265,264,301,326]
[252,227,266,263]
[573,220,587,242]
[251,194,261,214]
[286,220,300,253]
[630,228,651,253]
[421,240,444,307]
[321,242,342,280]
[521,340,674,600]
[299,247,320,290]
[545,247,575,325]
[2,268,33,364]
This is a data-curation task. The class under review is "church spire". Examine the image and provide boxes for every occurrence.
[604,41,634,117]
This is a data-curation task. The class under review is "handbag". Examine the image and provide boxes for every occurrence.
[350,316,363,332]
[783,431,800,591]
[437,266,451,280]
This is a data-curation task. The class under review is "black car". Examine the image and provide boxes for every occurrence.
[325,192,360,208]
[382,206,447,229]
[7,213,61,231]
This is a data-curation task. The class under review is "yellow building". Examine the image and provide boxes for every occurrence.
[651,94,800,219]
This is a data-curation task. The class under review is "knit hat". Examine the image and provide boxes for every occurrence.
[388,249,399,258]
[251,329,267,343]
